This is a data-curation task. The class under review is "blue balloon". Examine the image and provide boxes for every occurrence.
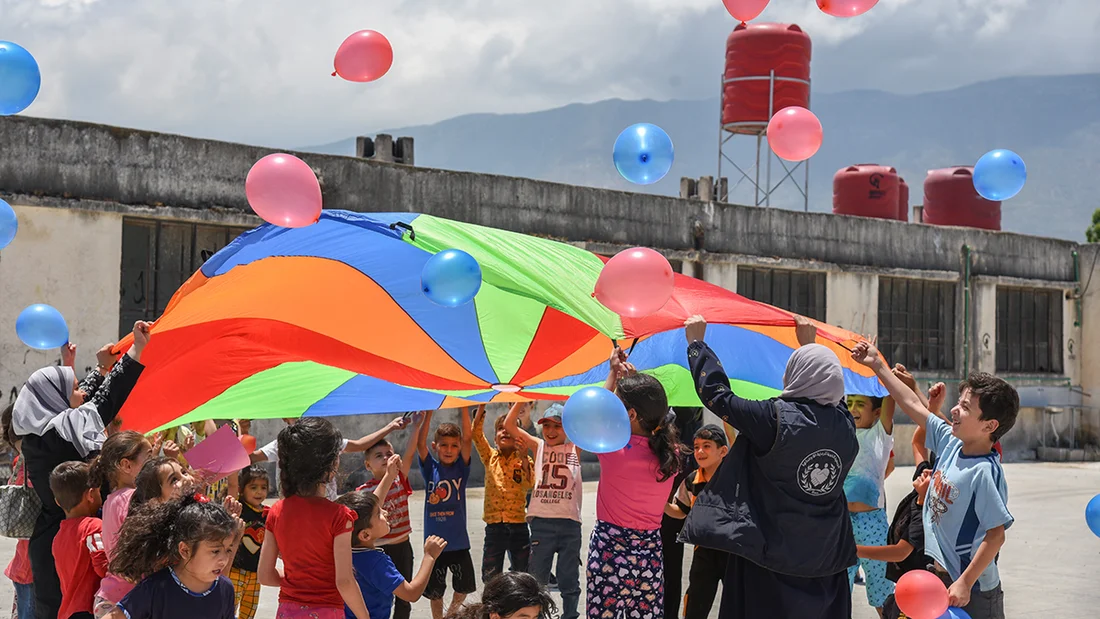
[16,304,69,350]
[562,386,631,453]
[937,607,972,619]
[973,149,1026,201]
[0,41,41,116]
[422,249,482,307]
[1086,493,1100,538]
[0,199,16,250]
[613,123,674,185]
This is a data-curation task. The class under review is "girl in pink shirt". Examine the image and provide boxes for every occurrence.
[584,348,681,619]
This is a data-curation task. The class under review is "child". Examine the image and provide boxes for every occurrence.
[2,403,34,619]
[335,488,448,619]
[857,462,934,619]
[230,465,270,619]
[416,409,476,619]
[103,494,240,618]
[586,348,681,619]
[504,402,583,619]
[472,404,534,582]
[355,429,422,619]
[843,393,896,616]
[665,425,730,619]
[131,456,194,508]
[444,572,557,619]
[851,342,1018,618]
[50,461,107,619]
[258,418,370,619]
[90,430,153,615]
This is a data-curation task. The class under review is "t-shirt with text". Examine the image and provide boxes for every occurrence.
[419,453,471,550]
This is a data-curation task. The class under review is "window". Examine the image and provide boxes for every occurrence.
[877,278,957,371]
[996,287,1063,373]
[120,219,248,337]
[736,267,826,321]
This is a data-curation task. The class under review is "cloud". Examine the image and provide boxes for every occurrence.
[3,0,1098,147]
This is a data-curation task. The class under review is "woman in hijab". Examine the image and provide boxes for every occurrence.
[678,315,858,619]
[12,321,151,619]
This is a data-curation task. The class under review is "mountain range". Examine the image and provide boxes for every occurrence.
[304,74,1100,242]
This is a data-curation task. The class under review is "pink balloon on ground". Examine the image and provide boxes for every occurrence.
[245,154,323,228]
[594,248,675,318]
[766,106,822,162]
[333,30,394,82]
[722,0,769,22]
[817,0,879,17]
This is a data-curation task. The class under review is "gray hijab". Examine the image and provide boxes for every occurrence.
[12,365,106,458]
[779,344,845,406]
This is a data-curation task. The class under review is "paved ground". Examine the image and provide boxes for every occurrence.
[2,462,1098,618]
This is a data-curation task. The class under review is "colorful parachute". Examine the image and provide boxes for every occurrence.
[116,210,884,434]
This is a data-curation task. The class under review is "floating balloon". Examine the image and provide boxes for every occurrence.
[0,199,16,250]
[723,0,769,22]
[245,154,323,228]
[937,608,972,619]
[240,434,257,453]
[973,149,1026,201]
[562,386,631,453]
[16,304,69,350]
[422,249,482,307]
[612,123,674,185]
[333,30,394,82]
[1087,494,1100,538]
[816,0,879,17]
[594,247,675,318]
[895,570,949,619]
[0,41,41,115]
[767,106,822,162]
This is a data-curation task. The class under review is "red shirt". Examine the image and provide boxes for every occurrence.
[266,496,357,608]
[357,473,413,544]
[4,458,33,585]
[53,517,108,619]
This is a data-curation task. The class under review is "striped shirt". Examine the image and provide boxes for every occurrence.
[358,472,414,544]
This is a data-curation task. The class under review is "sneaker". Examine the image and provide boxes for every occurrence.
[854,571,864,585]
[548,574,559,591]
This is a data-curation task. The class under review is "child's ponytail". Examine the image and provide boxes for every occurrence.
[617,374,681,482]
[110,493,236,580]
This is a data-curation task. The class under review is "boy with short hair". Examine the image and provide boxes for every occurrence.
[853,343,1018,619]
[665,425,731,619]
[50,461,108,619]
[230,465,270,619]
[416,409,475,619]
[472,404,534,583]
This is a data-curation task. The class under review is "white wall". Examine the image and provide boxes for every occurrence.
[826,271,878,337]
[972,281,998,374]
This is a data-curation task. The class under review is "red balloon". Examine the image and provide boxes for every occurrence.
[766,106,822,162]
[333,30,393,82]
[894,571,949,619]
[245,153,323,228]
[240,434,257,453]
[817,0,879,17]
[594,248,675,318]
[722,0,769,22]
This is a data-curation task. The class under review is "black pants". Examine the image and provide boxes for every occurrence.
[29,515,62,619]
[483,523,530,582]
[720,554,851,619]
[661,514,687,619]
[684,547,727,619]
[382,539,415,619]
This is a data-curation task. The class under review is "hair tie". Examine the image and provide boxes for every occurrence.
[192,492,210,503]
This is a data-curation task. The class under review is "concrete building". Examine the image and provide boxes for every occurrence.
[1,115,1097,487]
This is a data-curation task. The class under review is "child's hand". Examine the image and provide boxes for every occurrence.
[424,535,448,559]
[472,405,485,423]
[131,321,152,360]
[385,454,401,477]
[163,440,181,461]
[392,415,411,431]
[892,363,917,391]
[947,579,971,608]
[150,432,165,456]
[223,495,243,519]
[684,315,707,344]
[850,341,883,369]
[180,432,196,453]
[793,315,817,346]
[928,382,947,414]
[61,343,77,368]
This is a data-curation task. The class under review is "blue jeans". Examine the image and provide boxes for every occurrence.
[13,581,35,619]
[529,518,582,619]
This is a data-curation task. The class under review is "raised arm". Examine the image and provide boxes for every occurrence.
[850,342,934,430]
[471,405,492,464]
[89,322,151,427]
[504,402,540,453]
[881,396,896,435]
[401,415,421,479]
[416,410,433,462]
[460,407,474,465]
[373,454,401,502]
[344,417,410,453]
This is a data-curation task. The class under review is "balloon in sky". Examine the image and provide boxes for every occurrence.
[1086,493,1100,538]
[0,199,17,249]
[767,106,822,162]
[723,0,769,22]
[0,41,41,115]
[613,123,674,185]
[422,249,482,307]
[333,30,394,82]
[16,304,69,350]
[973,149,1026,201]
[895,570,949,619]
[594,247,675,318]
[245,154,323,228]
[562,386,631,453]
[816,0,879,17]
[937,608,972,619]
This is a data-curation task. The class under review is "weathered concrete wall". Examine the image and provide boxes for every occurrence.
[826,271,879,337]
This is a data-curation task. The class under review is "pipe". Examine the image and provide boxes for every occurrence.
[1073,250,1081,327]
[962,244,972,377]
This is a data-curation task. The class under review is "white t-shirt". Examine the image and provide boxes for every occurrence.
[261,437,350,501]
[842,420,893,509]
[528,440,583,522]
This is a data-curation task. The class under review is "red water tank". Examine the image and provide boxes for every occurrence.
[722,23,812,135]
[832,164,899,220]
[923,167,1002,231]
[898,177,909,222]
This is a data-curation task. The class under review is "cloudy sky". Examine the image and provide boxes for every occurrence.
[5,0,1100,147]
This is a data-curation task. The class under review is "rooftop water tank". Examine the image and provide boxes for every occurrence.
[923,167,1002,231]
[898,176,910,222]
[722,23,812,135]
[832,164,899,220]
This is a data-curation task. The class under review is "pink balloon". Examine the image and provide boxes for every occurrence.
[767,106,822,162]
[894,571,949,619]
[333,30,394,82]
[594,248,675,318]
[816,0,879,17]
[722,0,769,22]
[245,154,323,228]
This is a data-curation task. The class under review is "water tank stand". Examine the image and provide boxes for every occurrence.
[717,70,811,210]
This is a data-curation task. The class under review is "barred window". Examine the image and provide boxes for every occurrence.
[996,287,1063,373]
[877,278,957,371]
[736,267,826,321]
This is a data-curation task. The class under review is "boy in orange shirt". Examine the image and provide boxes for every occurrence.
[472,405,534,583]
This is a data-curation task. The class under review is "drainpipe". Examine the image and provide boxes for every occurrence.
[962,245,972,377]
[1073,250,1081,327]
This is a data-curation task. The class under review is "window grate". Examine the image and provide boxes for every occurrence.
[995,287,1063,374]
[736,267,826,321]
[877,278,957,371]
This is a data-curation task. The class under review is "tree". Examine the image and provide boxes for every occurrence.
[1087,208,1100,243]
